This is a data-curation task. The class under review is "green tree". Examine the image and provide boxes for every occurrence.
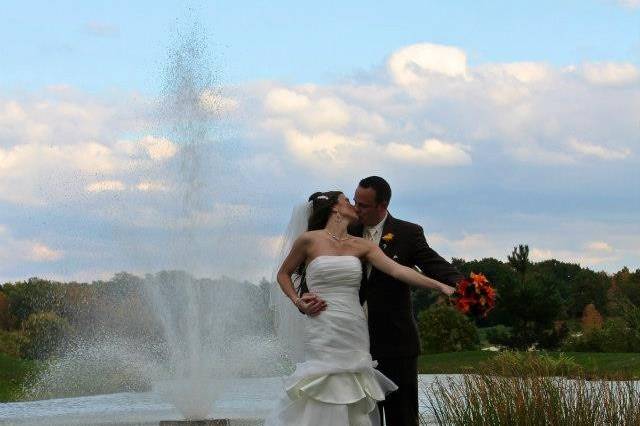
[504,270,565,350]
[418,305,479,353]
[21,311,72,360]
[614,267,640,306]
[2,278,65,327]
[0,292,13,330]
[531,260,609,318]
[508,244,530,284]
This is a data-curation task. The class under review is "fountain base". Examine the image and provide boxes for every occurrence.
[159,421,229,426]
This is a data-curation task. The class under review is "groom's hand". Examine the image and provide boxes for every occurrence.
[298,293,327,316]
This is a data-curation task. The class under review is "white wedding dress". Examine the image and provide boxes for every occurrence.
[265,255,397,426]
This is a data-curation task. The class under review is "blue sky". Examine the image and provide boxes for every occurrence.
[2,0,638,89]
[0,0,639,282]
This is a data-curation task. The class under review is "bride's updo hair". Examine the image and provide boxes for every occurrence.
[307,191,343,231]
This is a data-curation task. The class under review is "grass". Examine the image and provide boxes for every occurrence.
[418,351,496,374]
[0,353,39,402]
[419,350,640,379]
[423,352,640,426]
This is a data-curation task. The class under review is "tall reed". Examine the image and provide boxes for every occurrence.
[423,352,640,426]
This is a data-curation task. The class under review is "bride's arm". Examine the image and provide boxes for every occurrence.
[277,234,326,315]
[365,244,456,296]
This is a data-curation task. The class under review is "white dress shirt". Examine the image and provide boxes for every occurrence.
[363,212,388,278]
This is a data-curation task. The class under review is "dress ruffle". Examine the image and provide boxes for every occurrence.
[288,371,386,404]
[266,357,397,426]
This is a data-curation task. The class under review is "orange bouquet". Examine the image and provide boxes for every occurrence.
[452,272,496,318]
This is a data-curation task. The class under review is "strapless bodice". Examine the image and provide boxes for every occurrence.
[306,255,363,317]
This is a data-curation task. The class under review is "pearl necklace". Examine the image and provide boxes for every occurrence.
[326,230,350,241]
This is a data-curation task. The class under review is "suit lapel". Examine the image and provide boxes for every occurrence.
[379,214,395,252]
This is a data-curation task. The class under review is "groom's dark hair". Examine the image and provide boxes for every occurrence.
[359,176,391,205]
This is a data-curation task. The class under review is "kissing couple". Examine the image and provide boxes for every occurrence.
[265,176,464,426]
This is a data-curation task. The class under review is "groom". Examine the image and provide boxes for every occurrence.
[350,176,463,426]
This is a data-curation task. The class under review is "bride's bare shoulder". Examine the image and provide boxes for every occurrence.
[347,235,375,251]
[298,230,323,243]
[348,235,371,245]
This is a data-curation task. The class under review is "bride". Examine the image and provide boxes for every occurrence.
[265,191,455,426]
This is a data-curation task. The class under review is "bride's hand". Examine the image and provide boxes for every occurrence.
[441,284,456,297]
[296,293,327,316]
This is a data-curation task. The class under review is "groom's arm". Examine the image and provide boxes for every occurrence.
[411,225,464,286]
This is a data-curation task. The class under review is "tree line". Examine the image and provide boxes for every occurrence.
[0,271,272,361]
[413,244,640,353]
[1,245,639,362]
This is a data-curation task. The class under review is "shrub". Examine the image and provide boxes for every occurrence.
[581,303,604,333]
[418,305,479,353]
[484,325,513,346]
[0,330,27,358]
[562,303,640,352]
[20,311,72,360]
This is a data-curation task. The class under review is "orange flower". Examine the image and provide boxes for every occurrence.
[456,298,471,314]
[381,233,394,242]
[452,272,497,318]
[471,272,488,285]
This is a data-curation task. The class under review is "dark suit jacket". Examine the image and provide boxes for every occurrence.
[350,214,463,359]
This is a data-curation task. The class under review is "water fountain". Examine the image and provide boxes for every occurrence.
[0,18,291,425]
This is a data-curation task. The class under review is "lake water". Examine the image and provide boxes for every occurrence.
[0,375,447,425]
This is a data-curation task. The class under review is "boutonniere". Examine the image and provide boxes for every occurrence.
[381,232,394,249]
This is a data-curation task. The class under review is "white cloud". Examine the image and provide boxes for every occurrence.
[265,88,311,113]
[580,62,640,86]
[0,94,158,205]
[86,180,126,193]
[0,227,64,266]
[140,135,178,161]
[480,62,551,83]
[248,43,638,171]
[30,243,64,262]
[136,181,169,192]
[530,246,617,267]
[388,43,469,87]
[385,139,471,166]
[530,248,555,262]
[422,233,505,263]
[199,90,239,114]
[264,87,350,131]
[568,138,631,160]
[284,129,369,165]
[586,241,613,252]
[616,0,640,8]
[305,97,351,129]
